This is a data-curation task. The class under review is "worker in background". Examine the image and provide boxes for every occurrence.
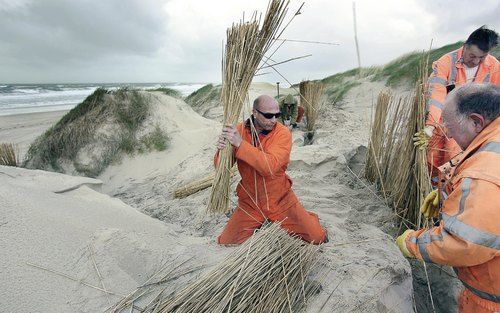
[414,26,499,184]
[215,95,327,245]
[398,84,500,312]
[279,94,304,129]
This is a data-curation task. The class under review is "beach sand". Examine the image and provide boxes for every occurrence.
[0,110,68,161]
[0,82,416,312]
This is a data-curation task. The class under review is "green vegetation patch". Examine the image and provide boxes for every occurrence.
[324,81,361,105]
[24,88,169,177]
[185,84,221,108]
[370,41,465,86]
[140,125,169,152]
[147,87,182,98]
[317,41,498,102]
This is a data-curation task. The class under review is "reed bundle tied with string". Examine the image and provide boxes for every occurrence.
[0,143,19,166]
[300,80,324,144]
[173,167,238,199]
[365,54,431,230]
[207,0,289,214]
[153,223,322,313]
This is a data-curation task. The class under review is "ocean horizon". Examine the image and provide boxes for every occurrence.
[0,82,208,116]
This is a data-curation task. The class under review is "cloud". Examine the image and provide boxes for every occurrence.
[0,0,498,84]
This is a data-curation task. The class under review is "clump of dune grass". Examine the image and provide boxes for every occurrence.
[0,143,19,167]
[184,84,221,108]
[207,0,289,214]
[141,125,170,152]
[109,223,324,313]
[147,87,182,98]
[23,88,167,177]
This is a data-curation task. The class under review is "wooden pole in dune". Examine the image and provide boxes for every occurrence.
[352,2,362,78]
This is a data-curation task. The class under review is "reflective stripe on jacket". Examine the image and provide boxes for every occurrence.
[407,117,500,304]
[426,46,499,127]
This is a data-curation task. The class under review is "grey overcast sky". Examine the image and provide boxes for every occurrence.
[0,0,498,84]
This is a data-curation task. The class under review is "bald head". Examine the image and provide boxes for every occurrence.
[252,94,280,132]
[253,95,278,111]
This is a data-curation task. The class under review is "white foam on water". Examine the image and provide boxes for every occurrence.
[0,83,208,115]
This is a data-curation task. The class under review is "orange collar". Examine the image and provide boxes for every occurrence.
[462,117,500,157]
[437,117,500,181]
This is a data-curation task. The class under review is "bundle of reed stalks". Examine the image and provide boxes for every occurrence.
[0,143,19,167]
[173,167,238,199]
[153,223,322,313]
[299,81,324,144]
[207,0,289,214]
[364,54,431,230]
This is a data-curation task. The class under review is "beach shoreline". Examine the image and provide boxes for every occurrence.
[0,109,68,160]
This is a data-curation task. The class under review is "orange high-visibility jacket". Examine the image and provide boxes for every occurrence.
[426,46,499,127]
[219,119,294,209]
[407,117,500,305]
[426,46,499,179]
[214,119,305,209]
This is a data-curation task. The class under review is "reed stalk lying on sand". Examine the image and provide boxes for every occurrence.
[173,167,237,199]
[0,143,19,166]
[300,81,324,144]
[364,55,431,230]
[207,0,289,214]
[154,223,323,313]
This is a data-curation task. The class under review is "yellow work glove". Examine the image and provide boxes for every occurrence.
[413,125,435,150]
[396,229,415,258]
[420,189,440,218]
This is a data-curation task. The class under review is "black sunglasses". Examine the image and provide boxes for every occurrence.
[256,108,281,119]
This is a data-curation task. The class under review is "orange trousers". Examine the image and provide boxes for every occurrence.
[458,288,500,313]
[218,189,326,245]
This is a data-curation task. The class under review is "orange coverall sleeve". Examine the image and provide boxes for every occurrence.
[406,178,499,267]
[235,129,292,177]
[426,55,451,127]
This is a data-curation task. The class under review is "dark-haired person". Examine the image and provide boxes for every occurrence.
[215,95,327,245]
[417,26,499,184]
[398,84,500,312]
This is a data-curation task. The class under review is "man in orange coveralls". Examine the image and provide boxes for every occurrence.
[215,95,327,245]
[415,26,499,184]
[397,84,500,312]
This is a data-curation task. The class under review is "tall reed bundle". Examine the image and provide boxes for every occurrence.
[173,167,238,199]
[207,0,289,214]
[0,143,19,166]
[364,55,431,229]
[300,80,324,134]
[154,223,321,313]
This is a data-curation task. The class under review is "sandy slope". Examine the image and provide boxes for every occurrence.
[0,82,416,312]
[96,82,415,311]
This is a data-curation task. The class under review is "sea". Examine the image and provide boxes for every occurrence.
[0,83,207,116]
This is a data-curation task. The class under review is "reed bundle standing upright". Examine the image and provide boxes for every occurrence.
[0,143,18,166]
[300,80,324,145]
[207,0,289,214]
[365,56,432,230]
